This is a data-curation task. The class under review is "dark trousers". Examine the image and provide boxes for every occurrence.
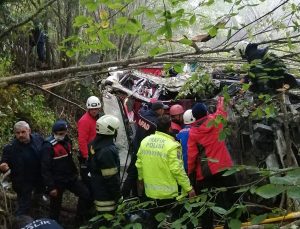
[195,173,237,229]
[122,156,138,198]
[49,180,90,221]
[15,184,43,216]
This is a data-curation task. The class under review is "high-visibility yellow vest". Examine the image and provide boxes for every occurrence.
[136,131,192,199]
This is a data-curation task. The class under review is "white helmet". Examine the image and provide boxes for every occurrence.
[86,96,101,109]
[96,115,120,135]
[235,41,249,58]
[183,109,195,125]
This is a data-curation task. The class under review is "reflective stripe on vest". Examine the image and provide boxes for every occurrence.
[101,167,118,177]
[94,200,116,212]
[144,183,178,193]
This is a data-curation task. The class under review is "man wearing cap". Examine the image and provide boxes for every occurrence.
[0,121,44,216]
[77,96,102,186]
[188,97,234,229]
[41,120,90,223]
[122,100,168,198]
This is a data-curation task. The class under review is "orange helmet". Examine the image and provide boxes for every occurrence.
[170,104,184,116]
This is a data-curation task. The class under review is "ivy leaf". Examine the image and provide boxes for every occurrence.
[242,83,250,91]
[287,187,300,199]
[229,219,241,229]
[235,187,249,194]
[255,184,285,199]
[210,206,227,215]
[208,26,218,37]
[222,168,237,176]
[179,38,193,46]
[189,14,196,25]
[155,212,166,222]
[287,168,300,177]
[251,214,268,225]
[116,17,128,24]
[74,16,90,27]
[149,47,165,56]
[205,0,215,6]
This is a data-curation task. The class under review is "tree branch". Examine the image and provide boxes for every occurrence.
[214,0,290,49]
[0,0,57,40]
[24,82,85,111]
[1,34,299,87]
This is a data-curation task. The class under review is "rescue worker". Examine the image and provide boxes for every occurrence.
[176,109,196,172]
[122,101,168,198]
[136,115,196,228]
[0,121,44,216]
[41,120,90,222]
[169,104,184,135]
[77,96,102,187]
[12,215,63,229]
[188,97,234,229]
[235,41,298,92]
[88,115,121,225]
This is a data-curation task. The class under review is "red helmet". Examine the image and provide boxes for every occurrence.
[170,104,184,116]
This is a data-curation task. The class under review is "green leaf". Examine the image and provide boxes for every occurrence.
[132,223,143,229]
[287,168,300,177]
[189,15,196,25]
[116,17,128,24]
[103,213,114,220]
[224,0,232,3]
[73,15,90,27]
[149,47,165,56]
[155,212,166,222]
[229,219,241,229]
[205,0,215,6]
[242,83,250,91]
[174,63,184,73]
[208,26,218,37]
[179,38,193,45]
[89,214,102,222]
[255,184,285,199]
[251,214,268,225]
[210,206,227,215]
[227,29,232,40]
[222,168,237,176]
[235,187,249,194]
[66,49,75,57]
[165,21,172,39]
[287,187,300,199]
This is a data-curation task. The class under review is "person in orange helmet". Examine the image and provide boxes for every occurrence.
[169,104,185,134]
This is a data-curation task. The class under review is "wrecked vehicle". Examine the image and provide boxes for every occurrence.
[102,66,300,182]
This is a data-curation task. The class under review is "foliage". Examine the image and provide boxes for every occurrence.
[0,85,55,147]
[176,68,218,99]
[81,166,300,229]
[0,56,13,77]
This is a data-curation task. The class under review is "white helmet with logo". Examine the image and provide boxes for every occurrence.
[86,96,101,109]
[183,109,195,124]
[235,41,249,58]
[96,115,120,135]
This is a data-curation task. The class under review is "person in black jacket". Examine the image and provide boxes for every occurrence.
[41,120,90,222]
[0,121,44,216]
[122,101,168,198]
[88,115,121,221]
[235,41,298,93]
